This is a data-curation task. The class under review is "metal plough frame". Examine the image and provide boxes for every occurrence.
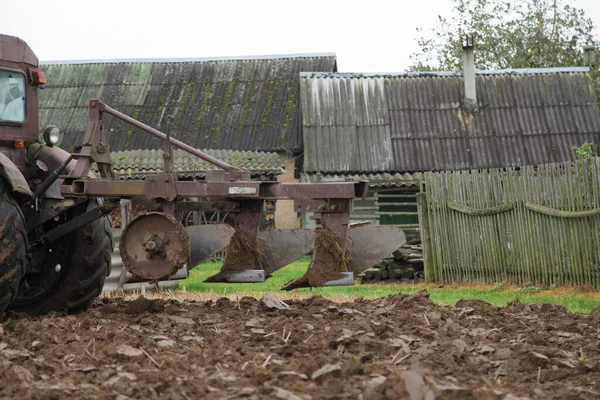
[56,100,368,286]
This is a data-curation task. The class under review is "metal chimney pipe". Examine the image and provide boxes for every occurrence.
[583,44,597,67]
[462,35,478,112]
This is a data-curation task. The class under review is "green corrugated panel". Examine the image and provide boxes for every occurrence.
[52,108,72,132]
[214,61,238,83]
[84,64,111,85]
[121,63,152,106]
[107,148,284,177]
[43,64,69,86]
[55,87,82,108]
[65,108,88,135]
[76,85,105,108]
[123,63,153,84]
[38,82,62,108]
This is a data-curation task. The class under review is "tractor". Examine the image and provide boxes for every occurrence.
[0,33,405,317]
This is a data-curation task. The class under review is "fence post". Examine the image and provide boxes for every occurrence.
[417,192,435,282]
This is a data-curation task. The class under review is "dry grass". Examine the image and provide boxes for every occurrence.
[100,287,361,304]
[101,280,600,313]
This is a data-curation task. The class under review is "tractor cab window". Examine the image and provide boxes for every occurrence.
[0,70,26,124]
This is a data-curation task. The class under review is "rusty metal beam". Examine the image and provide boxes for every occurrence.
[64,178,364,201]
[262,182,360,199]
[99,101,244,175]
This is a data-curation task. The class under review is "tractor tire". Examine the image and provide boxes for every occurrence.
[10,199,113,315]
[0,182,27,317]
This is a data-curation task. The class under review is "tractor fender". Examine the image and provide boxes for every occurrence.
[28,143,95,200]
[0,151,33,199]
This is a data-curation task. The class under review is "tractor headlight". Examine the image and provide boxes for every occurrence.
[42,125,62,147]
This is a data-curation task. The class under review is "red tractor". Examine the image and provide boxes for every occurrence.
[0,33,405,317]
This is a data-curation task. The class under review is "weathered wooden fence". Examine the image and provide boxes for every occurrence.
[420,159,600,287]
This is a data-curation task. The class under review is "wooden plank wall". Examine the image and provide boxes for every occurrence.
[422,159,600,287]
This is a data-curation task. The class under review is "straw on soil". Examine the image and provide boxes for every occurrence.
[204,229,265,282]
[283,227,350,289]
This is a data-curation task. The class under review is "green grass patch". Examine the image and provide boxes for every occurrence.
[181,257,600,313]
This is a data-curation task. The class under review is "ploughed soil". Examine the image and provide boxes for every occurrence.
[1,291,600,399]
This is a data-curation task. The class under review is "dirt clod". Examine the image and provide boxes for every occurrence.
[122,296,164,314]
[0,291,598,399]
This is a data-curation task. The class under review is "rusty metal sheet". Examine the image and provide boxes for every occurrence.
[347,226,406,274]
[119,212,191,280]
[258,229,316,275]
[0,34,38,65]
[187,223,235,267]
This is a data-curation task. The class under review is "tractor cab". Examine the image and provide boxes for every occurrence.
[0,34,46,148]
[0,34,52,174]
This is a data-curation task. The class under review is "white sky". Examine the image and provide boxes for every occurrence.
[2,0,599,72]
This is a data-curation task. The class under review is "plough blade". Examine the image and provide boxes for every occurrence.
[186,224,235,267]
[281,225,406,290]
[281,226,351,290]
[260,229,316,275]
[204,228,265,283]
[200,223,406,287]
[347,225,406,274]
[204,229,316,283]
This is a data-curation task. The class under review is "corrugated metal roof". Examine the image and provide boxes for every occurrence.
[300,75,394,173]
[301,69,600,173]
[301,67,591,78]
[42,52,337,64]
[39,54,337,153]
[97,148,284,179]
[300,172,421,187]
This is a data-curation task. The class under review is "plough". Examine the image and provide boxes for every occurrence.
[65,100,406,289]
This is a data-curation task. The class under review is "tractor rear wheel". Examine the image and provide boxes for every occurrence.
[9,199,113,315]
[0,181,27,317]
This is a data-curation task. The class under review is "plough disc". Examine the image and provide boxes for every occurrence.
[119,212,191,281]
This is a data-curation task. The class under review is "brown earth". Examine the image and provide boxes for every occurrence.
[1,291,599,399]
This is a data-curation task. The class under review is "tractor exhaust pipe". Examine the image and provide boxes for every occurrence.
[34,154,73,198]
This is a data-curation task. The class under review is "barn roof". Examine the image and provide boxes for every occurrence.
[94,148,284,180]
[300,67,600,174]
[39,53,337,154]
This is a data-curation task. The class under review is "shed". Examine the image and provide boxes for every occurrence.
[39,53,337,229]
[300,67,600,236]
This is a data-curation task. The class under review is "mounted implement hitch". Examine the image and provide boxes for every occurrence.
[58,100,406,288]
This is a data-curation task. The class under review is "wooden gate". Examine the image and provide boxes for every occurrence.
[419,159,600,287]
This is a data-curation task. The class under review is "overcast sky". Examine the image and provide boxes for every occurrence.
[2,0,599,72]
